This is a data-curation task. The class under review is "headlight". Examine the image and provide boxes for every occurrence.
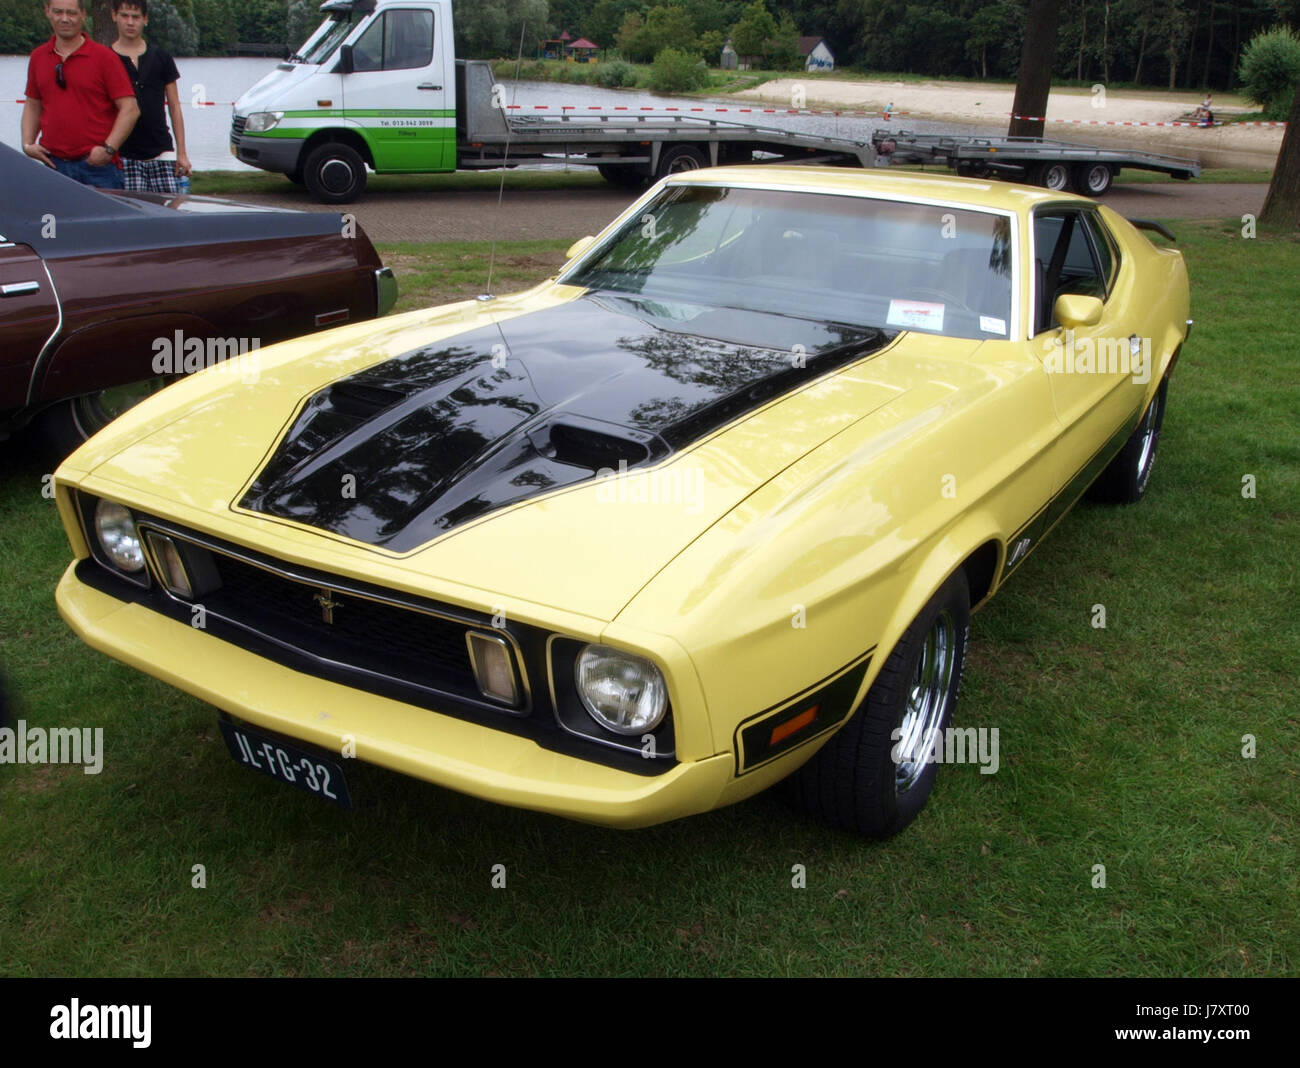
[94,499,144,573]
[575,645,667,735]
[244,111,283,133]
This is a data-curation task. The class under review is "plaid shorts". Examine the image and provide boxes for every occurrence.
[122,157,181,194]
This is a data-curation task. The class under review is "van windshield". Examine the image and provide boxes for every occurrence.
[299,14,364,65]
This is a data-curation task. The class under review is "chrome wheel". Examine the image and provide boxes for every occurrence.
[895,608,957,794]
[1134,387,1164,492]
[1077,162,1113,195]
[786,570,970,838]
[71,378,169,438]
[1033,161,1071,191]
[1086,377,1170,504]
[655,144,708,179]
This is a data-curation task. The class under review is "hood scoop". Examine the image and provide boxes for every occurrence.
[239,295,893,550]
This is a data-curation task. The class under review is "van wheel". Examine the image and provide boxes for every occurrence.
[303,143,367,204]
[786,569,971,838]
[655,144,708,179]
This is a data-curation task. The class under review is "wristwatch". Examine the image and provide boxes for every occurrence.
[100,143,117,156]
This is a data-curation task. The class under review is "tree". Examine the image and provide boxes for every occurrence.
[1239,26,1300,120]
[0,0,51,52]
[89,0,112,44]
[455,0,550,58]
[771,11,800,70]
[286,0,320,52]
[731,0,776,63]
[1008,0,1061,138]
[147,1,200,56]
[616,11,651,61]
[1259,79,1300,229]
[641,5,698,56]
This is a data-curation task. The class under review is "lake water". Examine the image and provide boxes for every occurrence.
[0,55,995,171]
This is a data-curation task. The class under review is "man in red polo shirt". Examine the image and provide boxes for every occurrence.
[21,0,140,190]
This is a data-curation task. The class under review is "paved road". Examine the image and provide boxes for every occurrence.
[231,180,1269,244]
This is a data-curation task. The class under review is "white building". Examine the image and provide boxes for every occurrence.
[800,36,834,72]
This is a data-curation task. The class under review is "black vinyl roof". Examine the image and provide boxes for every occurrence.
[0,143,344,259]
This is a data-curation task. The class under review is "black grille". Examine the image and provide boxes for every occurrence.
[201,550,480,700]
[231,115,247,137]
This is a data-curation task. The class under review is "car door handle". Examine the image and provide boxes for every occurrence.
[1,281,40,297]
[417,83,442,90]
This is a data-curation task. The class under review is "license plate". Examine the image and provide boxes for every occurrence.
[219,720,352,809]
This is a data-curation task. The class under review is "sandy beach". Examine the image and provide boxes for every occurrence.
[735,78,1284,171]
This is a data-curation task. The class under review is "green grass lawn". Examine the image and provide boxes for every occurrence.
[190,167,1267,202]
[1,221,1296,977]
[191,168,607,198]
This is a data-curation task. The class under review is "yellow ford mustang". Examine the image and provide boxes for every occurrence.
[53,167,1190,837]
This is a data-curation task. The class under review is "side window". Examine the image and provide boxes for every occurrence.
[1033,210,1105,334]
[351,10,434,72]
[385,10,434,70]
[351,16,383,71]
[1081,212,1119,294]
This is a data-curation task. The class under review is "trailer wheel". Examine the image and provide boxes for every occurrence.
[303,142,367,204]
[1030,161,1072,192]
[1073,162,1114,196]
[656,144,708,179]
[597,164,648,189]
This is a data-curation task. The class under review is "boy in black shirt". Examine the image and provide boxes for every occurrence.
[111,0,191,193]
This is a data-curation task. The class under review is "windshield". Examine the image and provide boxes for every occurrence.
[298,13,364,65]
[565,185,1015,341]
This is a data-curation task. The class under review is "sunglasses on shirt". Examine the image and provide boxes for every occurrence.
[55,61,66,89]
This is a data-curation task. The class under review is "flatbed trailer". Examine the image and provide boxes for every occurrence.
[871,130,1201,196]
[455,61,873,188]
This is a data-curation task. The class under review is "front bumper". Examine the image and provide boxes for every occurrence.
[230,132,306,175]
[56,565,735,828]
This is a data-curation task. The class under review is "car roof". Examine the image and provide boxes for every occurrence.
[665,165,1089,214]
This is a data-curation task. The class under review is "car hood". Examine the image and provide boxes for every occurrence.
[237,293,895,552]
[74,291,980,619]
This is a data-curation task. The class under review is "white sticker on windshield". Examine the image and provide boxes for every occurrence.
[979,315,1007,335]
[887,300,945,331]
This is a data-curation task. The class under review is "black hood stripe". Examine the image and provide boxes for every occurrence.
[239,294,894,551]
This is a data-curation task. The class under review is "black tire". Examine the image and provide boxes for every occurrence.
[302,142,367,204]
[1073,162,1113,197]
[597,163,648,189]
[1029,160,1072,192]
[787,569,971,838]
[34,378,170,459]
[285,169,305,186]
[1086,377,1168,503]
[655,143,708,180]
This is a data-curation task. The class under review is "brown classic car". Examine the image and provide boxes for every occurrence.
[0,144,395,453]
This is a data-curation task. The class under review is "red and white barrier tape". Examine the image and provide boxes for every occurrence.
[501,103,906,117]
[1011,113,1286,127]
[6,98,1286,125]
